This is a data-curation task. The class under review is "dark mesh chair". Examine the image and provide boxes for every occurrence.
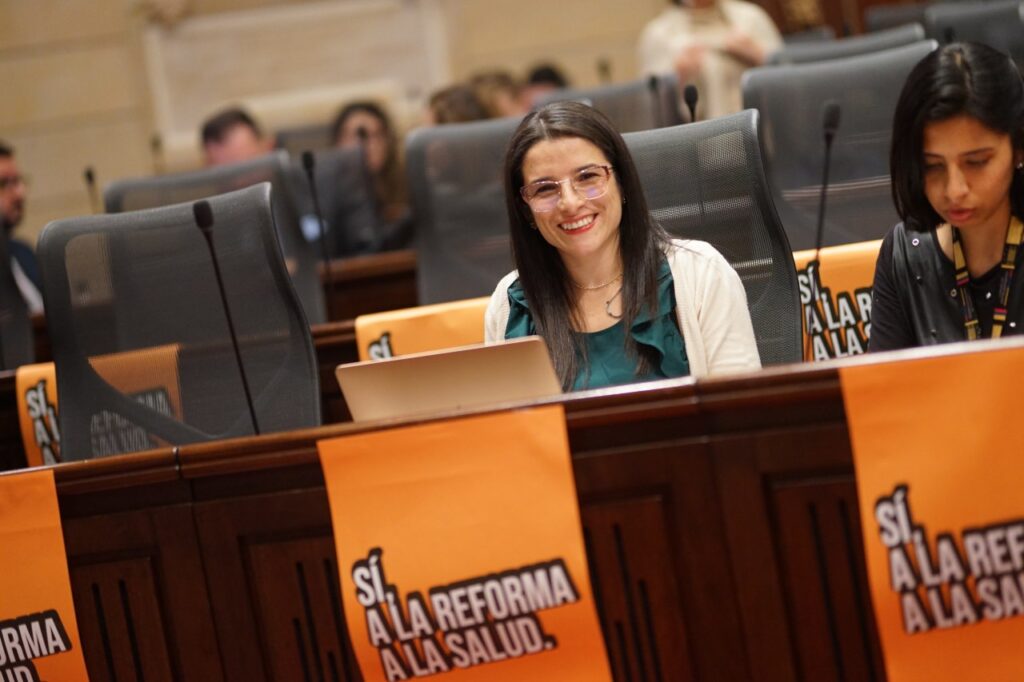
[535,75,686,131]
[767,23,925,64]
[38,183,320,462]
[283,146,382,257]
[408,110,800,364]
[925,0,1024,66]
[406,116,522,304]
[866,3,930,33]
[623,111,801,366]
[103,151,326,324]
[275,123,334,158]
[743,40,937,251]
[0,233,34,369]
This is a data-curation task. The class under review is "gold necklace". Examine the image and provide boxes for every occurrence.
[571,272,622,290]
[605,286,623,319]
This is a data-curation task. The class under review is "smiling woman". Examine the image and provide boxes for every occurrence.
[871,43,1024,351]
[484,101,760,392]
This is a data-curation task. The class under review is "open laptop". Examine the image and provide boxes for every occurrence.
[335,336,562,422]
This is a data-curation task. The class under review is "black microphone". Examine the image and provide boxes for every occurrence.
[806,100,842,361]
[301,150,337,320]
[193,199,261,435]
[647,76,666,129]
[683,84,699,124]
[83,167,100,214]
[150,133,165,175]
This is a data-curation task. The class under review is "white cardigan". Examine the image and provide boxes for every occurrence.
[484,239,761,379]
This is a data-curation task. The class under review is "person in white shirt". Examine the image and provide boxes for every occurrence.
[638,0,782,120]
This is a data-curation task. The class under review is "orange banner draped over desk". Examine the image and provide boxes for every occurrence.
[0,469,90,680]
[317,406,611,681]
[842,343,1024,680]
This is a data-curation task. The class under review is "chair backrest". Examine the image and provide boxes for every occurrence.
[103,151,327,324]
[405,116,522,305]
[275,122,334,158]
[925,0,1024,67]
[624,111,802,366]
[283,146,381,258]
[38,183,321,461]
[767,23,925,64]
[865,3,929,33]
[354,297,489,360]
[535,75,686,131]
[742,40,937,251]
[0,234,34,369]
[793,239,882,360]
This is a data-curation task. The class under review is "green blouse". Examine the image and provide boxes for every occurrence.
[504,259,689,390]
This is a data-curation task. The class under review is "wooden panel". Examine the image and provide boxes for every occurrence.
[582,496,695,681]
[771,476,884,681]
[192,486,358,680]
[321,249,418,321]
[61,477,224,680]
[0,44,141,129]
[0,0,130,52]
[11,117,152,203]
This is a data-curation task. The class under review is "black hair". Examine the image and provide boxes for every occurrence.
[330,100,406,218]
[891,42,1024,229]
[0,140,12,158]
[330,101,390,145]
[503,101,670,389]
[200,107,263,146]
[527,64,569,89]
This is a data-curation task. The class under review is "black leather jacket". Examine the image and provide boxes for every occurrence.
[869,222,1024,351]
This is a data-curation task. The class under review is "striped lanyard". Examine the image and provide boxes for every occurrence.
[951,215,1024,340]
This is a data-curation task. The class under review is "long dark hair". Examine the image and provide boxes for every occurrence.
[331,101,407,220]
[891,42,1024,229]
[503,101,671,389]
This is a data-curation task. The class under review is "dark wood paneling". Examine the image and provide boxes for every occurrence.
[321,249,417,322]
[37,348,957,680]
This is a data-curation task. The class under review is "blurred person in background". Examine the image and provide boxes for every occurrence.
[331,101,411,249]
[524,63,571,109]
[426,84,490,125]
[0,142,43,313]
[201,107,273,167]
[470,70,529,118]
[638,0,781,120]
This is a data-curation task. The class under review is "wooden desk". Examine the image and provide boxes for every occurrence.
[48,358,891,681]
[0,320,360,472]
[321,249,417,321]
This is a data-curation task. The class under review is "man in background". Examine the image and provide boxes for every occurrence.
[200,107,273,167]
[0,142,43,314]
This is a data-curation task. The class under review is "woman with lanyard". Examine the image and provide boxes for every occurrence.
[871,43,1024,350]
[484,101,760,391]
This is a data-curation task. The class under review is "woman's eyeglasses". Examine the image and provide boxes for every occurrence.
[520,165,613,213]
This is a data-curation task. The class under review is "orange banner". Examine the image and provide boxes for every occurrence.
[794,240,881,361]
[355,298,488,361]
[841,344,1024,680]
[15,347,184,464]
[16,363,60,468]
[318,406,611,681]
[0,468,90,680]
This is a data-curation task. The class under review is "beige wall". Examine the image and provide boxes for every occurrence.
[1,0,668,244]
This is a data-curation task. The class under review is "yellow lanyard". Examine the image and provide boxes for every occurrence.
[951,216,1024,340]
